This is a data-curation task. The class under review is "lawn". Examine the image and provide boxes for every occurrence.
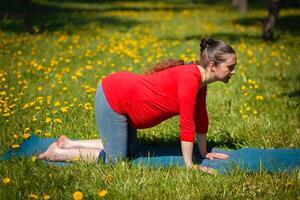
[0,0,299,199]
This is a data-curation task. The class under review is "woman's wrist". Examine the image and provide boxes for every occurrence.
[201,151,208,159]
[181,141,194,168]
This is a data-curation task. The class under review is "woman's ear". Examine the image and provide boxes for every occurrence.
[208,62,216,72]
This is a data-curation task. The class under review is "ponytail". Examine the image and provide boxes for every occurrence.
[145,59,185,75]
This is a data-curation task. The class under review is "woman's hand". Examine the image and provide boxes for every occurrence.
[205,152,229,160]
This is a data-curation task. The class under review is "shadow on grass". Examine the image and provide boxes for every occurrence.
[233,14,300,36]
[0,0,145,33]
[265,74,300,91]
[2,0,278,34]
[285,90,300,98]
[161,32,261,44]
[0,0,232,34]
[136,130,245,159]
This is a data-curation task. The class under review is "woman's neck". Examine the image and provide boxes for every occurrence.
[197,65,215,87]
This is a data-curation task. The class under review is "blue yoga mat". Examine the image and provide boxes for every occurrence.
[1,135,300,173]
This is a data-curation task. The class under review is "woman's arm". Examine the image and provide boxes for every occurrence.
[181,141,194,167]
[196,133,229,160]
[196,133,208,158]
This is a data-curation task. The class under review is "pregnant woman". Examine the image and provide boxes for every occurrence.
[38,38,237,172]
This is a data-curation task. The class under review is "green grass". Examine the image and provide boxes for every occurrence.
[1,0,300,199]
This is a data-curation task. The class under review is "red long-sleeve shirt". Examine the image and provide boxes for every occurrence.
[101,64,208,142]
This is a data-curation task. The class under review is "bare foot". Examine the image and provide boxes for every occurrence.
[37,141,61,161]
[57,135,72,149]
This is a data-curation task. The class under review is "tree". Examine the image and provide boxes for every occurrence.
[232,0,248,13]
[263,0,281,41]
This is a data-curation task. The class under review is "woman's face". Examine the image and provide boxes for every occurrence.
[213,54,237,83]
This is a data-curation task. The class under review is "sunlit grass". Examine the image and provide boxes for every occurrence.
[1,0,299,199]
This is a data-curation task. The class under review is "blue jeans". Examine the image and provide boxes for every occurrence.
[95,84,137,163]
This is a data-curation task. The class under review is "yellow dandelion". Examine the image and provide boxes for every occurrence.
[0,91,7,96]
[105,174,113,184]
[11,144,20,149]
[85,87,96,93]
[23,133,31,139]
[73,156,80,161]
[3,113,10,117]
[255,95,264,100]
[85,65,93,70]
[242,115,248,119]
[43,194,51,200]
[44,132,51,137]
[247,79,253,84]
[37,86,43,91]
[28,193,38,199]
[31,156,37,162]
[3,177,10,184]
[54,118,62,124]
[98,189,108,197]
[54,101,60,106]
[75,70,82,77]
[45,117,52,123]
[72,191,83,200]
[12,134,19,139]
[35,129,42,134]
[24,127,30,132]
[32,116,37,122]
[83,103,93,111]
[60,107,69,113]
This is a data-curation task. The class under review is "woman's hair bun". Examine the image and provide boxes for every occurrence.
[200,38,215,52]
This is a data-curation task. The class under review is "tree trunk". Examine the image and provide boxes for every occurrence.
[232,0,248,13]
[263,0,281,41]
[232,0,239,7]
[189,0,196,6]
[22,0,32,33]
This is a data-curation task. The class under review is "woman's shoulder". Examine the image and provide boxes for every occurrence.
[179,63,200,75]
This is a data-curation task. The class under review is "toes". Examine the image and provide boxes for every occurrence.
[57,136,65,147]
[57,135,67,145]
